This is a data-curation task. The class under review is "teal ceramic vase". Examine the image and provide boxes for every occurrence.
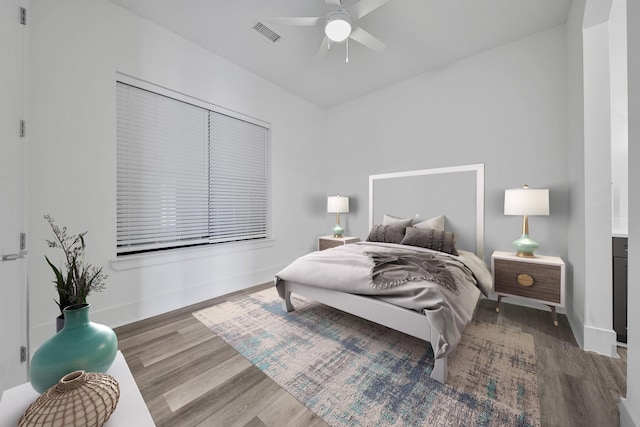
[29,304,118,393]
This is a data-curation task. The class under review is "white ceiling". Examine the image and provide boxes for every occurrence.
[108,0,573,108]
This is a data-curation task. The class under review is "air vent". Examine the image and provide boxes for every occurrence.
[252,22,281,44]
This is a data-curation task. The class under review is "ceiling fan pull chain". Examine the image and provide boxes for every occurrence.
[346,38,349,63]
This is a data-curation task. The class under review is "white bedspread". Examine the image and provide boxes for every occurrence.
[275,242,492,358]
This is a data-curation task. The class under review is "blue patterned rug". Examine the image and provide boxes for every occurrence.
[193,288,540,427]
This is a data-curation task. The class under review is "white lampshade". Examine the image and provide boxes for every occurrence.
[325,10,352,42]
[504,187,549,216]
[327,195,349,213]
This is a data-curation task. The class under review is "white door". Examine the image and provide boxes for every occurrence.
[0,0,28,392]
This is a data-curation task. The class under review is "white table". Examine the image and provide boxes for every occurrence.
[0,351,155,426]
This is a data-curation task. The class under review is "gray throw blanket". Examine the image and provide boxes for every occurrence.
[366,251,457,293]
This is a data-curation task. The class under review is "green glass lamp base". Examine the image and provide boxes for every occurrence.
[332,223,344,238]
[512,234,539,257]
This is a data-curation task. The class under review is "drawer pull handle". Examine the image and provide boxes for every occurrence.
[517,273,534,287]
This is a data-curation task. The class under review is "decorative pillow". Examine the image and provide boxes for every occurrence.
[367,225,406,244]
[382,214,413,227]
[400,226,458,255]
[413,215,445,231]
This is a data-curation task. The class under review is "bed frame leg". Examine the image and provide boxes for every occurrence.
[432,356,448,383]
[282,290,294,312]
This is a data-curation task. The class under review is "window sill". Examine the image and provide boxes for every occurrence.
[110,239,275,271]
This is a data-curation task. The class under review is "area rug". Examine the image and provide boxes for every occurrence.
[193,288,540,427]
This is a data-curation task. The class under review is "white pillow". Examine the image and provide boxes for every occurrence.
[382,214,413,227]
[413,215,445,231]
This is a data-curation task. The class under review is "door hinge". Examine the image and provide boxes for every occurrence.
[20,7,26,25]
[20,346,27,363]
[19,120,25,137]
[20,232,26,251]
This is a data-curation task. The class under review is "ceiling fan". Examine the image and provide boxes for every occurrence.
[267,0,391,62]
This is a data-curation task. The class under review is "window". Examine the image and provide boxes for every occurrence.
[116,81,270,255]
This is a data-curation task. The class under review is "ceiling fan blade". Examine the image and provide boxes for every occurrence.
[350,0,392,20]
[325,0,342,9]
[267,17,324,26]
[316,36,330,60]
[349,27,385,53]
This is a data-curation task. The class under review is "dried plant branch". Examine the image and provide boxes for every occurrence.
[44,215,107,314]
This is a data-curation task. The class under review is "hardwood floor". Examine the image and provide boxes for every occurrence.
[115,284,627,427]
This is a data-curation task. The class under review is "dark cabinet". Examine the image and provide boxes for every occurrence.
[613,237,628,343]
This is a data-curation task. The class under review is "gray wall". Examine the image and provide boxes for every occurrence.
[27,0,328,348]
[326,27,569,264]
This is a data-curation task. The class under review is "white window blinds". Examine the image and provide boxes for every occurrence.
[209,112,269,243]
[116,82,270,255]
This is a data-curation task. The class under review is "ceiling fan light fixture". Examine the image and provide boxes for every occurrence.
[325,9,352,42]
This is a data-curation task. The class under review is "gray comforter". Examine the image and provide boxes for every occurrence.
[275,241,493,358]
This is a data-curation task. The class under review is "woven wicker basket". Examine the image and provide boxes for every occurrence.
[19,370,120,427]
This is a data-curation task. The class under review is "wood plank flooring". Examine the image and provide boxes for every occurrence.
[115,284,627,427]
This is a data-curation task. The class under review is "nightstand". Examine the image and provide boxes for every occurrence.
[318,235,359,251]
[491,251,565,326]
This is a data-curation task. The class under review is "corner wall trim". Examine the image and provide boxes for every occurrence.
[583,324,619,358]
[619,398,639,427]
[566,309,585,350]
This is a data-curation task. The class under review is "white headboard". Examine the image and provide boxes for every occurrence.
[368,163,485,260]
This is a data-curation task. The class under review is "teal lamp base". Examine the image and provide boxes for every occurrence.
[332,223,344,238]
[512,234,539,257]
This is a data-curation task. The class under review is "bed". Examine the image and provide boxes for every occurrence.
[275,164,491,383]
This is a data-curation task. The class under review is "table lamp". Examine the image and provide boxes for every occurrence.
[327,195,349,238]
[504,185,549,257]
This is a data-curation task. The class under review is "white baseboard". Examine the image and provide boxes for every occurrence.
[30,265,285,351]
[583,324,619,358]
[620,398,639,427]
[565,310,618,358]
[566,309,585,349]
